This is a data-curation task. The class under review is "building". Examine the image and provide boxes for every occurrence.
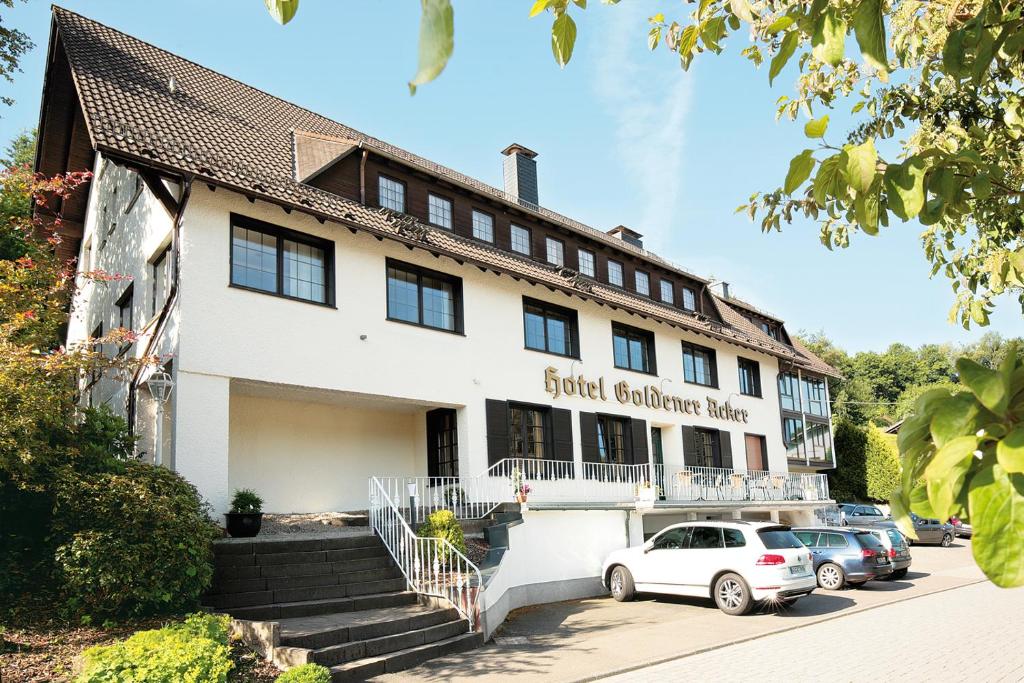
[37,7,839,642]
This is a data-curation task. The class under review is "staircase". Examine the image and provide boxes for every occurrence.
[206,533,483,681]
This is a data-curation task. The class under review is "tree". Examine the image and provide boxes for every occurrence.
[0,1,34,109]
[263,0,1024,329]
[1,128,34,168]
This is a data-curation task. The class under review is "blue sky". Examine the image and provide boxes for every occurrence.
[3,1,1021,352]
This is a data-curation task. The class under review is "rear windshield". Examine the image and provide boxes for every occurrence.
[757,529,803,549]
[855,532,886,550]
[886,529,905,547]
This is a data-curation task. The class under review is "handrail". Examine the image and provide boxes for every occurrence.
[368,477,483,632]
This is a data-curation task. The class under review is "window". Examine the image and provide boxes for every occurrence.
[612,323,656,374]
[386,259,463,333]
[426,408,458,478]
[806,421,831,461]
[523,297,578,358]
[607,259,624,287]
[578,249,595,277]
[693,427,721,468]
[778,372,801,412]
[723,528,746,548]
[596,415,630,464]
[150,245,170,318]
[651,527,689,550]
[509,403,548,459]
[660,280,674,304]
[682,287,696,311]
[761,321,779,340]
[826,533,849,548]
[682,341,718,387]
[783,416,804,459]
[545,237,564,266]
[689,527,724,549]
[378,175,405,212]
[635,271,650,296]
[511,224,531,256]
[802,376,829,417]
[125,172,144,213]
[230,215,332,305]
[427,193,453,229]
[472,210,494,242]
[794,531,820,547]
[116,284,133,331]
[738,357,762,397]
[756,528,803,549]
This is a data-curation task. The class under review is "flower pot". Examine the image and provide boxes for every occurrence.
[224,512,263,538]
[515,493,528,504]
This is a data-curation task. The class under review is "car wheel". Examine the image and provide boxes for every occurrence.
[609,565,635,602]
[891,569,908,580]
[713,573,753,616]
[941,533,953,547]
[816,563,846,590]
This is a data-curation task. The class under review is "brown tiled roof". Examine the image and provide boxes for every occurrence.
[293,131,359,183]
[49,6,838,376]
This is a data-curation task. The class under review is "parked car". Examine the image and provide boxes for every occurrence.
[950,516,973,538]
[861,522,912,579]
[602,521,816,615]
[909,514,955,546]
[792,527,893,589]
[838,503,889,526]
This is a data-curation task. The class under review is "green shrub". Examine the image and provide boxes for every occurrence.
[77,406,136,473]
[865,427,900,502]
[230,488,263,514]
[275,663,332,683]
[77,613,232,682]
[827,419,868,502]
[417,509,467,563]
[53,461,219,618]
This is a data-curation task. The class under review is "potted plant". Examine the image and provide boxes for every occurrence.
[510,467,531,508]
[225,488,264,538]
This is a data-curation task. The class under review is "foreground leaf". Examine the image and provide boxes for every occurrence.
[551,12,578,68]
[264,0,299,25]
[811,9,846,67]
[784,149,815,194]
[769,31,799,85]
[409,0,454,94]
[845,138,877,194]
[883,156,927,220]
[924,435,978,519]
[997,427,1024,473]
[852,0,888,78]
[804,115,829,139]
[957,357,1011,416]
[969,465,1024,587]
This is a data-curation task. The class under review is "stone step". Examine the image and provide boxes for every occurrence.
[213,554,394,583]
[225,591,419,621]
[213,534,381,557]
[214,544,388,569]
[207,577,407,610]
[279,606,460,650]
[328,632,484,682]
[210,566,403,596]
[313,618,469,667]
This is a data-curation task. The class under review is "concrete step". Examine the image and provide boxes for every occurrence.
[313,618,469,667]
[214,544,388,569]
[207,577,408,610]
[225,591,419,621]
[213,534,381,557]
[328,631,484,682]
[279,606,460,650]
[209,566,403,596]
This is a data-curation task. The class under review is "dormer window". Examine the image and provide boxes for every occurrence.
[378,175,405,212]
[635,271,650,296]
[427,193,453,229]
[682,287,696,311]
[607,259,624,287]
[660,280,673,304]
[545,237,564,266]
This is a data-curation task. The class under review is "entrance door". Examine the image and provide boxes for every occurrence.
[426,408,458,478]
[650,427,665,499]
[745,434,766,471]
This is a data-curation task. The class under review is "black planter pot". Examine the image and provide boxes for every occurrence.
[224,512,263,538]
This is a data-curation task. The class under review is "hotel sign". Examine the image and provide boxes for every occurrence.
[543,366,750,424]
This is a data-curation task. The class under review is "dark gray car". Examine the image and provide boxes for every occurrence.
[909,513,955,546]
[793,527,893,590]
[861,523,912,579]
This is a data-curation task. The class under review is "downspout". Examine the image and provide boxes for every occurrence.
[359,147,368,205]
[126,175,194,438]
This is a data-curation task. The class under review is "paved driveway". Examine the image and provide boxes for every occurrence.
[377,541,985,682]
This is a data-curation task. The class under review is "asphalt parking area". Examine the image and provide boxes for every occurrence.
[377,540,984,682]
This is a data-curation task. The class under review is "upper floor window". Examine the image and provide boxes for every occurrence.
[523,297,578,358]
[509,403,549,459]
[761,321,779,340]
[116,284,133,331]
[779,372,801,412]
[612,322,656,374]
[150,245,170,318]
[805,420,832,461]
[682,287,696,311]
[682,341,718,387]
[607,259,624,287]
[783,415,804,459]
[125,172,144,213]
[546,237,565,266]
[511,224,531,256]
[660,280,674,304]
[230,215,332,305]
[472,210,494,242]
[386,258,463,333]
[802,376,829,417]
[578,249,595,277]
[378,175,405,212]
[427,193,453,229]
[738,357,762,397]
[635,271,650,296]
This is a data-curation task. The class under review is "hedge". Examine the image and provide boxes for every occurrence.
[865,428,901,502]
[276,663,332,683]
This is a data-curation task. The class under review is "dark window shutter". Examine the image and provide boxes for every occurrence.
[710,350,719,388]
[648,337,658,376]
[682,425,697,466]
[551,408,574,463]
[580,412,599,463]
[485,399,508,467]
[630,418,649,465]
[719,430,733,469]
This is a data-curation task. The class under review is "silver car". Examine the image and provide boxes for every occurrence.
[839,503,889,526]
[909,513,955,546]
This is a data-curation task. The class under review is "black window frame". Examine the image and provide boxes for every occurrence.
[681,286,696,311]
[737,357,762,398]
[681,341,719,388]
[125,172,144,214]
[693,427,722,468]
[522,296,580,359]
[779,372,802,412]
[595,413,633,465]
[426,408,459,478]
[471,208,495,243]
[385,257,464,334]
[150,244,170,319]
[545,236,565,266]
[116,283,133,332]
[229,213,335,307]
[607,258,624,287]
[507,401,552,460]
[611,322,657,375]
[577,248,596,277]
[634,269,650,297]
[659,279,674,304]
[510,223,532,257]
[426,192,454,230]
[377,173,407,213]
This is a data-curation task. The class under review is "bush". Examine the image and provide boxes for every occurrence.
[276,663,332,683]
[53,461,219,618]
[827,419,868,502]
[865,427,901,502]
[230,488,263,514]
[417,509,467,563]
[77,613,232,682]
[77,406,136,472]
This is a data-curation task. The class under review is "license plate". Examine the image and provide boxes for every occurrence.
[876,557,889,564]
[789,565,805,575]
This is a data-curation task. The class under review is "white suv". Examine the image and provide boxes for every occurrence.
[601,521,816,615]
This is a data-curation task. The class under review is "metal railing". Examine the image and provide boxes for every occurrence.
[368,477,482,632]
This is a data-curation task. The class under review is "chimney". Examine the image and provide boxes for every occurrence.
[501,144,539,206]
[719,282,731,299]
[607,225,644,249]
